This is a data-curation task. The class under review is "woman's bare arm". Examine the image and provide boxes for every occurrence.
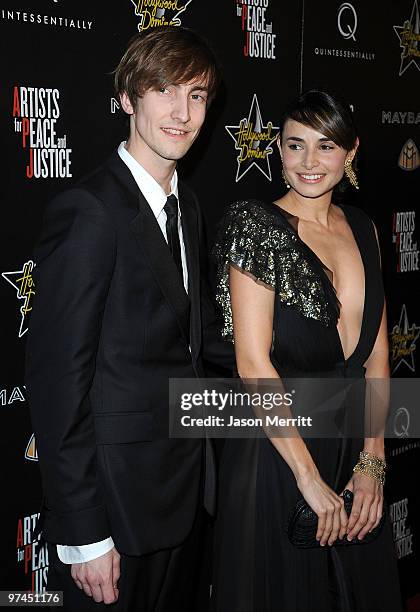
[230,264,348,545]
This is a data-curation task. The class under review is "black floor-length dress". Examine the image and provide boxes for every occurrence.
[211,199,403,612]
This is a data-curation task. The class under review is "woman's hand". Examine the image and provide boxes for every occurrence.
[296,470,348,546]
[342,472,383,541]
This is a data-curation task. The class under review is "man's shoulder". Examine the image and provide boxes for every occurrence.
[77,161,109,190]
[76,153,130,206]
[48,152,135,213]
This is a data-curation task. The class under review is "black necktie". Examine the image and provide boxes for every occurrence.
[164,194,183,281]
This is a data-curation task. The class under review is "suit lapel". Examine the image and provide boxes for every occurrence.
[131,194,191,346]
[179,183,201,361]
[106,153,191,346]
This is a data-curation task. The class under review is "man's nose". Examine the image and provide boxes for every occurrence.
[171,93,190,123]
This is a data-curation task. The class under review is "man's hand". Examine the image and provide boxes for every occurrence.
[71,547,121,604]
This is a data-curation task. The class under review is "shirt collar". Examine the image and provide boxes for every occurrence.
[118,141,179,219]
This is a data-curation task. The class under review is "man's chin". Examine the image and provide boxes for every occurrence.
[158,146,192,162]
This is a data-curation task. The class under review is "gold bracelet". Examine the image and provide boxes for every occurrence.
[353,450,386,485]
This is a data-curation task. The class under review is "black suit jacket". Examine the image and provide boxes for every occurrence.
[25,152,233,555]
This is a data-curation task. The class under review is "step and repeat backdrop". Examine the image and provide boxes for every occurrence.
[1,0,419,608]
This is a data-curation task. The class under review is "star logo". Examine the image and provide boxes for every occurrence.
[225,94,280,182]
[393,0,420,76]
[2,260,36,338]
[390,304,420,373]
[130,0,193,32]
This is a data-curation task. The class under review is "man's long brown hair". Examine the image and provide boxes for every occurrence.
[114,26,221,108]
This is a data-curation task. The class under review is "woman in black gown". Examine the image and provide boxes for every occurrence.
[211,90,402,612]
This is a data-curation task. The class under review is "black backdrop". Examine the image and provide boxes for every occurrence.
[1,1,419,608]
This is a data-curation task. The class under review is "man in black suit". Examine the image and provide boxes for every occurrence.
[25,26,233,611]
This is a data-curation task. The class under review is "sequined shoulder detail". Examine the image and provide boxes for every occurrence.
[212,199,340,342]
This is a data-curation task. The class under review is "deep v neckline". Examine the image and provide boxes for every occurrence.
[268,201,368,364]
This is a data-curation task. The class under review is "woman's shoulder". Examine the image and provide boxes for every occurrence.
[213,199,298,259]
[223,197,272,217]
[213,198,340,335]
[220,198,294,233]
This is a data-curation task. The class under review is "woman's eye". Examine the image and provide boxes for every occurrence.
[288,144,302,150]
[320,144,334,150]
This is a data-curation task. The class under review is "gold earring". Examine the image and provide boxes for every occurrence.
[344,157,359,190]
[282,168,290,189]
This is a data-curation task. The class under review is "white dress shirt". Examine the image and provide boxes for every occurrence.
[119,141,188,292]
[57,142,188,564]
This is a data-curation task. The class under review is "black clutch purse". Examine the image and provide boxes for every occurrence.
[287,489,385,548]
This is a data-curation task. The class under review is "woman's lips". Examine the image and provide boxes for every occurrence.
[297,173,325,184]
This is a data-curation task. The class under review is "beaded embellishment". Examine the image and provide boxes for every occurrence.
[212,200,340,342]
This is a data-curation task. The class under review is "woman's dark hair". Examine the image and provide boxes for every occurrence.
[280,89,358,150]
[280,89,359,195]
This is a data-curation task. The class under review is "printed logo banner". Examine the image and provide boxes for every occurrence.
[2,261,36,338]
[225,94,279,182]
[390,304,420,373]
[130,0,193,31]
[12,86,72,179]
[235,0,277,59]
[394,0,420,76]
[16,513,49,592]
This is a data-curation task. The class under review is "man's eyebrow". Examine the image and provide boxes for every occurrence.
[190,85,209,92]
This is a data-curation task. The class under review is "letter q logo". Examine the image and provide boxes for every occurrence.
[337,3,358,42]
[394,406,410,438]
